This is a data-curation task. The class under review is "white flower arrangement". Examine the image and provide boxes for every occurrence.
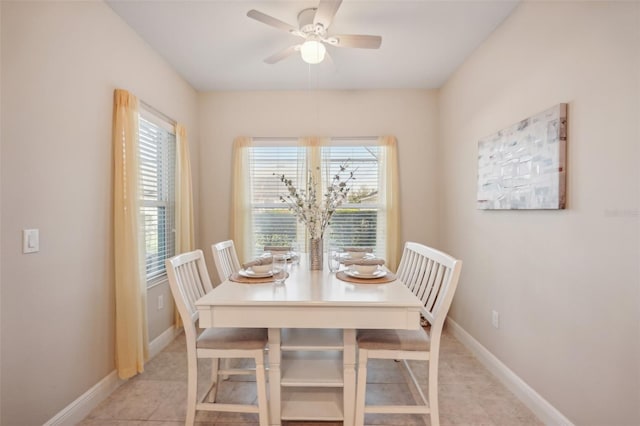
[275,163,355,240]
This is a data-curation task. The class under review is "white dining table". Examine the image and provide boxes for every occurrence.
[195,257,422,426]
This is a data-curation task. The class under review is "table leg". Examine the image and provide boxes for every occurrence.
[343,328,356,426]
[268,328,281,426]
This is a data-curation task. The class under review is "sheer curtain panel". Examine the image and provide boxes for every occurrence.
[231,137,254,262]
[112,89,148,379]
[174,123,194,328]
[176,124,194,254]
[379,136,401,270]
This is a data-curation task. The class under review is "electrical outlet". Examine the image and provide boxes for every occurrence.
[158,295,164,310]
[492,310,500,329]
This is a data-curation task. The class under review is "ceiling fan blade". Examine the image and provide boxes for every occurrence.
[314,0,342,29]
[247,9,297,33]
[264,45,300,64]
[330,34,382,49]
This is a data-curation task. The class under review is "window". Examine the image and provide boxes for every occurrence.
[249,142,305,254]
[322,144,384,252]
[247,138,386,258]
[138,110,176,285]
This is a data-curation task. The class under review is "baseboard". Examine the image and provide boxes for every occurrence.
[149,324,181,359]
[43,370,123,426]
[446,318,574,426]
[45,325,180,426]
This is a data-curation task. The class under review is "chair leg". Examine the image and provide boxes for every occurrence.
[255,352,270,426]
[354,349,369,426]
[208,358,220,403]
[220,358,230,380]
[428,358,439,426]
[186,356,198,426]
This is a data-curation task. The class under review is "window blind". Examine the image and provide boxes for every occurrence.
[322,145,385,256]
[249,145,306,256]
[247,139,385,258]
[139,114,176,284]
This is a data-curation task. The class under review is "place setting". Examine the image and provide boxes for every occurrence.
[331,247,397,284]
[230,255,289,284]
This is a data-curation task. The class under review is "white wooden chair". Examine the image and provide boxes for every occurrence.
[354,242,463,426]
[211,240,242,282]
[166,249,269,426]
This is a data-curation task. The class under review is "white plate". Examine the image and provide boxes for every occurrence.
[344,269,387,279]
[238,269,274,278]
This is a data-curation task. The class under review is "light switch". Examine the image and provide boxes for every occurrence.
[23,229,39,254]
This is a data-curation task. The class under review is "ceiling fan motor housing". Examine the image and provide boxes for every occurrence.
[297,8,327,37]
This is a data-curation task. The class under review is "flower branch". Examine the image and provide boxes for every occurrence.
[275,162,356,240]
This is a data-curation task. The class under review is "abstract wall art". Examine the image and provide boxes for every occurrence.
[477,103,567,210]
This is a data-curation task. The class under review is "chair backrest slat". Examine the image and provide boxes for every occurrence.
[396,242,463,329]
[212,240,242,282]
[415,258,434,303]
[424,263,445,313]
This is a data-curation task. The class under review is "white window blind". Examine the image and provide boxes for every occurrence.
[138,113,176,285]
[322,145,385,255]
[247,139,385,258]
[249,144,306,256]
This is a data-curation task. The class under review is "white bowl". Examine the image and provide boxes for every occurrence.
[347,251,367,259]
[250,264,272,274]
[353,264,378,274]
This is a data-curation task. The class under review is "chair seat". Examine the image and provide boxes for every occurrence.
[357,328,430,351]
[197,327,268,350]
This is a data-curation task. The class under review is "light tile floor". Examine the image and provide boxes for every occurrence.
[80,327,542,426]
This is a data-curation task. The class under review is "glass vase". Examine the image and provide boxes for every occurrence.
[309,237,323,270]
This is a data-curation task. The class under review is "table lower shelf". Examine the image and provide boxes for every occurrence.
[281,388,344,421]
[281,350,343,387]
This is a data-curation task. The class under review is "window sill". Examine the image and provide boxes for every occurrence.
[147,274,168,290]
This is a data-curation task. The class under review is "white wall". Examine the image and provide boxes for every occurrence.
[438,2,639,424]
[198,89,438,279]
[0,2,198,424]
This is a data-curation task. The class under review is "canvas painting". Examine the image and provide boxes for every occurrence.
[477,103,567,210]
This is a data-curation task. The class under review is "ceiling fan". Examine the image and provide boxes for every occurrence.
[247,0,382,65]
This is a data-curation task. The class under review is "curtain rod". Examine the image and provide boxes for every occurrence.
[140,100,176,126]
[253,136,379,141]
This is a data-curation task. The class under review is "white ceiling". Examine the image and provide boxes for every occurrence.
[106,0,519,92]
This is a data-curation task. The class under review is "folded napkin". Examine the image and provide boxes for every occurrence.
[343,247,373,253]
[242,256,273,269]
[264,246,292,252]
[342,257,385,266]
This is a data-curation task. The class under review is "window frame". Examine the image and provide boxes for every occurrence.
[246,137,387,259]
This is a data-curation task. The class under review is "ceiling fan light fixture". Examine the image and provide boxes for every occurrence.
[300,40,326,64]
[248,1,382,65]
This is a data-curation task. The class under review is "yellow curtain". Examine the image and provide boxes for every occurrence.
[112,89,148,379]
[176,124,194,254]
[379,136,401,270]
[174,124,194,327]
[231,137,253,262]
